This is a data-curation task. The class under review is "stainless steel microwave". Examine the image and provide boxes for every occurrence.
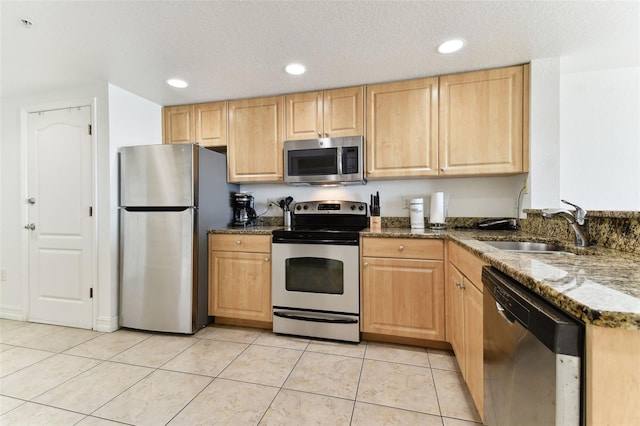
[284,136,366,185]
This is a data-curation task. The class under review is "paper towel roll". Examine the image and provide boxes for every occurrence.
[429,192,446,225]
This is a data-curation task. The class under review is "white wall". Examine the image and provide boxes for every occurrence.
[529,58,561,209]
[521,59,640,211]
[558,65,640,209]
[242,175,527,220]
[0,83,161,331]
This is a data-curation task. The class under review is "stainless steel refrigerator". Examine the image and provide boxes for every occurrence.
[119,144,238,334]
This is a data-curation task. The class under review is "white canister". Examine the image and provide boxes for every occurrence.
[410,198,425,229]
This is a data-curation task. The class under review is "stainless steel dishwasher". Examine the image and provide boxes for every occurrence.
[482,266,584,426]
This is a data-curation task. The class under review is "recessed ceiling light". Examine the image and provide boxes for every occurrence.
[166,78,188,88]
[437,39,466,54]
[285,63,306,75]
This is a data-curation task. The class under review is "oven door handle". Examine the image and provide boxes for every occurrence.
[272,238,358,245]
[273,311,358,324]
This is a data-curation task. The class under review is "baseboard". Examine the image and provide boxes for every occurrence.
[95,315,119,332]
[0,305,26,321]
[361,332,453,350]
[213,316,272,330]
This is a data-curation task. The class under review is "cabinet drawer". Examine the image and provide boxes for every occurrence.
[209,234,271,253]
[362,237,443,260]
[447,241,485,290]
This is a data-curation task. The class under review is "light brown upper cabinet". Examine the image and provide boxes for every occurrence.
[366,78,439,179]
[195,101,227,148]
[284,86,364,141]
[163,102,228,148]
[227,95,284,183]
[439,65,529,176]
[163,105,195,144]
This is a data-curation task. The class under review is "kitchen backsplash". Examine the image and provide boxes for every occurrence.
[522,210,640,255]
[258,210,640,255]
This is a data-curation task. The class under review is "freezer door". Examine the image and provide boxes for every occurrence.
[120,208,195,333]
[120,144,195,207]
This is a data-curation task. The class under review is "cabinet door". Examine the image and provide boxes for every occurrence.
[464,279,483,415]
[163,105,195,144]
[284,91,323,140]
[362,257,445,340]
[209,250,271,321]
[228,96,284,182]
[439,65,524,175]
[323,86,364,138]
[366,78,439,179]
[195,102,227,148]
[447,263,466,370]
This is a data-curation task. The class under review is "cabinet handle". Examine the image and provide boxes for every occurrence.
[265,257,270,262]
[317,131,322,137]
[363,262,369,267]
[236,240,241,245]
[324,132,329,137]
[398,245,404,251]
[455,280,463,289]
[440,167,447,172]
[368,170,373,173]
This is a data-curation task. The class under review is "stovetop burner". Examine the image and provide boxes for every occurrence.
[272,200,368,245]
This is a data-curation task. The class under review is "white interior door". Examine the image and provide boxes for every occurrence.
[27,106,94,329]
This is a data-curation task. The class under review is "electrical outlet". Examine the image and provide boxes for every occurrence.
[523,178,529,194]
[402,197,411,209]
[266,197,278,207]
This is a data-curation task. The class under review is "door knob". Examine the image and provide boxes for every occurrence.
[27,198,36,205]
[24,223,36,230]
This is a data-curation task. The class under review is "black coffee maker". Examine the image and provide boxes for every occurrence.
[233,193,256,226]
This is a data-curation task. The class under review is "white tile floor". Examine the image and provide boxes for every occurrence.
[0,319,482,425]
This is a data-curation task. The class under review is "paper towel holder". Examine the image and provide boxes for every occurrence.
[429,191,448,230]
[429,222,447,230]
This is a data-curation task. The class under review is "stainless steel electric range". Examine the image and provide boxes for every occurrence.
[271,200,368,343]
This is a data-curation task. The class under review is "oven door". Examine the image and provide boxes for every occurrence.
[271,243,359,314]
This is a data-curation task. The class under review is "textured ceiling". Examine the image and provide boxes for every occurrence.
[1,1,638,106]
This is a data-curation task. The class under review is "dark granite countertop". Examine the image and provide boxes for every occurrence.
[210,226,640,330]
[209,226,281,235]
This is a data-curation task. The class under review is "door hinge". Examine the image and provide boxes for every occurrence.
[89,206,93,217]
[88,124,92,135]
[89,288,93,298]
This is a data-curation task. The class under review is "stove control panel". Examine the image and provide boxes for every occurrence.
[293,200,367,215]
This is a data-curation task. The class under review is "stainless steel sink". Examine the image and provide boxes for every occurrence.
[483,240,570,253]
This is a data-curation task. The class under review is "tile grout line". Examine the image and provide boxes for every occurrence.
[2,322,474,424]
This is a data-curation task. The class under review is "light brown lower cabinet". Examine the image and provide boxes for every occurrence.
[361,238,445,341]
[208,234,271,322]
[585,324,640,425]
[446,241,485,418]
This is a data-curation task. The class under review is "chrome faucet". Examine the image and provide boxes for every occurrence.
[541,199,590,247]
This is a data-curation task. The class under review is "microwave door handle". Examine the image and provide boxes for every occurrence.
[336,147,343,175]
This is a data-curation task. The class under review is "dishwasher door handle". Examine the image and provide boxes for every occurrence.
[495,301,516,324]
